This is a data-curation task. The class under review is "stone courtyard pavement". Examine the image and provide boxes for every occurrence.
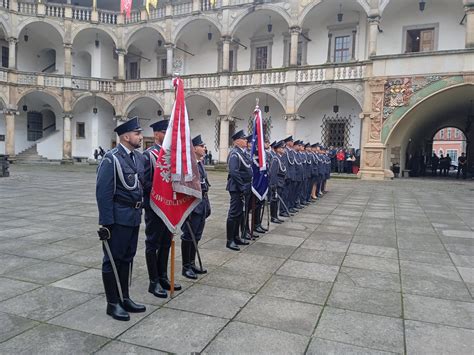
[0,165,473,354]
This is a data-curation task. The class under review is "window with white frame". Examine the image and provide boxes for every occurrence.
[334,36,351,63]
[447,128,451,139]
[327,23,358,63]
[446,149,457,162]
[250,34,273,70]
[440,130,444,139]
[256,46,268,70]
[455,129,460,138]
[403,24,438,53]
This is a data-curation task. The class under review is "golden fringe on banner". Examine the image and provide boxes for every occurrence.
[146,0,158,14]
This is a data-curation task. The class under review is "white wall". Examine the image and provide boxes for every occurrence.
[37,129,62,160]
[17,32,63,73]
[14,114,33,154]
[73,51,92,77]
[296,91,362,148]
[378,1,465,55]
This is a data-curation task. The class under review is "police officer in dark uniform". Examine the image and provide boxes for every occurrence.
[281,136,296,216]
[293,140,304,209]
[143,120,180,299]
[310,143,320,200]
[181,135,211,279]
[269,140,286,223]
[226,130,252,251]
[96,117,146,321]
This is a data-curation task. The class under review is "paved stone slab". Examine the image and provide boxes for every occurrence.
[51,269,103,294]
[49,296,156,338]
[449,253,474,268]
[307,337,396,355]
[457,266,474,284]
[6,244,77,261]
[166,284,251,319]
[400,260,462,282]
[120,308,227,353]
[244,242,297,259]
[399,248,453,266]
[236,295,322,336]
[222,253,286,274]
[198,267,271,293]
[0,277,40,301]
[404,294,474,329]
[96,341,166,354]
[290,248,345,266]
[0,286,94,321]
[343,254,399,274]
[0,323,108,354]
[53,246,103,268]
[277,260,339,283]
[0,253,42,275]
[204,321,308,354]
[301,239,350,253]
[8,260,86,284]
[348,243,398,259]
[259,275,332,305]
[401,273,472,301]
[337,267,400,292]
[315,307,404,353]
[328,283,402,317]
[0,312,38,343]
[256,233,305,247]
[405,320,474,355]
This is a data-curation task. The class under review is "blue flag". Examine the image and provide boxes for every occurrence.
[250,106,269,201]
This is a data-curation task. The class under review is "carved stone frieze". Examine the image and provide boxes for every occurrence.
[364,151,382,168]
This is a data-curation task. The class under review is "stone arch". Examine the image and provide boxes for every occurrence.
[295,83,363,112]
[185,91,221,113]
[71,92,116,113]
[383,82,473,144]
[0,19,11,38]
[16,89,63,110]
[124,25,167,50]
[71,25,118,48]
[123,94,165,115]
[298,0,371,27]
[16,19,64,41]
[229,88,286,114]
[172,15,223,43]
[229,6,292,36]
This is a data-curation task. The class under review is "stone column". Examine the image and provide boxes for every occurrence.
[464,2,474,48]
[289,27,300,66]
[284,114,299,137]
[8,38,17,69]
[222,36,231,72]
[165,44,174,76]
[62,113,73,162]
[117,49,126,80]
[351,29,357,60]
[5,110,16,158]
[368,16,380,57]
[326,33,333,63]
[218,115,230,163]
[64,43,72,75]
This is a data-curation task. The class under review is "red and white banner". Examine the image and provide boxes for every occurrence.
[121,0,132,19]
[150,77,202,233]
[254,106,266,171]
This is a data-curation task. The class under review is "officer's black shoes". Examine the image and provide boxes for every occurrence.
[191,264,207,274]
[106,303,130,321]
[121,298,146,313]
[279,211,290,218]
[289,208,298,213]
[182,266,198,280]
[159,278,182,291]
[148,281,168,298]
[226,240,240,251]
[235,237,250,246]
[255,225,267,234]
[271,217,282,224]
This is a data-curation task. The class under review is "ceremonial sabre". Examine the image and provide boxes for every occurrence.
[276,192,294,223]
[186,221,204,272]
[98,227,123,303]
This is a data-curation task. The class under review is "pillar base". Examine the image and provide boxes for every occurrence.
[61,159,74,165]
[6,156,16,164]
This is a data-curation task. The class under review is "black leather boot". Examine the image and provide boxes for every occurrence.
[181,240,197,280]
[271,203,282,224]
[157,246,182,291]
[119,263,146,313]
[190,241,207,274]
[145,252,167,298]
[102,272,130,321]
[226,219,240,251]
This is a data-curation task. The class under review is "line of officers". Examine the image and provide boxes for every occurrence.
[96,117,210,321]
[225,129,331,251]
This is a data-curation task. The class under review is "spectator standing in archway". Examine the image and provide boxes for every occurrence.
[457,152,467,179]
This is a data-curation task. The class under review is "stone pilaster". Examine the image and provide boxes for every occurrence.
[8,38,17,69]
[368,16,380,57]
[218,115,231,162]
[221,36,231,72]
[64,43,72,76]
[62,113,73,163]
[166,44,174,76]
[284,114,300,137]
[464,1,474,48]
[289,27,301,67]
[116,49,126,80]
[5,109,17,160]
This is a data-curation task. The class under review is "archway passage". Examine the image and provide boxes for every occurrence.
[428,127,467,177]
[385,84,474,178]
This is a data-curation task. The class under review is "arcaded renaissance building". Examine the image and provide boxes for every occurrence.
[0,0,472,179]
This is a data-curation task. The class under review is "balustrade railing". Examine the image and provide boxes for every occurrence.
[173,1,192,15]
[334,65,365,80]
[17,73,36,85]
[0,0,9,9]
[229,0,253,5]
[229,72,253,87]
[46,3,65,18]
[200,0,221,11]
[98,9,118,24]
[124,9,140,24]
[94,79,115,92]
[149,6,165,19]
[0,69,7,82]
[71,77,90,90]
[44,75,63,87]
[125,81,141,92]
[17,1,36,15]
[296,67,326,82]
[72,6,91,21]
[147,79,164,91]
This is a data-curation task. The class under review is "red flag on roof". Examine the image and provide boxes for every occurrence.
[149,77,202,233]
